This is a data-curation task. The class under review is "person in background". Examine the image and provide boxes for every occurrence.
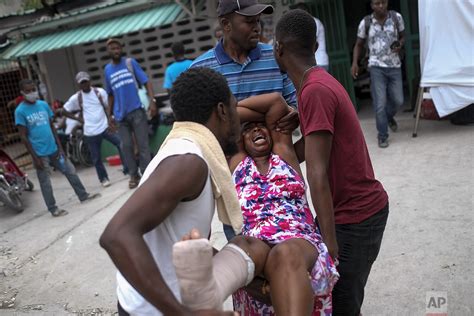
[351,0,405,148]
[259,19,270,43]
[274,9,389,315]
[214,22,223,43]
[14,79,100,217]
[7,95,24,110]
[104,38,157,188]
[162,42,193,94]
[63,71,128,187]
[291,2,330,71]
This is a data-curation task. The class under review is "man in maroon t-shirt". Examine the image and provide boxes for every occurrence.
[274,10,389,316]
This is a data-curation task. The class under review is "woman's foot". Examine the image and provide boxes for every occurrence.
[172,230,222,311]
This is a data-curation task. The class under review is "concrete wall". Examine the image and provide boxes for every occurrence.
[37,48,77,103]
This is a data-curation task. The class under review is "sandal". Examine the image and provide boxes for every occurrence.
[51,209,68,217]
[129,176,140,189]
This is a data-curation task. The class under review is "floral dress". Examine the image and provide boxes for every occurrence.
[232,154,339,315]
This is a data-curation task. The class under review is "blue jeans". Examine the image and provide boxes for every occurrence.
[223,223,236,241]
[118,108,151,177]
[332,203,389,316]
[36,151,89,213]
[369,66,404,141]
[84,129,127,183]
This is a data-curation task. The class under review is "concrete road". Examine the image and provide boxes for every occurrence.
[0,107,472,315]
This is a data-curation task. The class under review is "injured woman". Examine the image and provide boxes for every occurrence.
[172,93,339,316]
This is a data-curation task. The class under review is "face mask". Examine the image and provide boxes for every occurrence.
[23,91,39,103]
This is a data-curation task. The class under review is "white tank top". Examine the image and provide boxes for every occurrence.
[116,138,215,316]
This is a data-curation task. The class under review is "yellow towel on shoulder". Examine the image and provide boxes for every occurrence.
[160,121,243,234]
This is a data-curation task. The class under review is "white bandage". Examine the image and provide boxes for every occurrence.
[173,239,256,311]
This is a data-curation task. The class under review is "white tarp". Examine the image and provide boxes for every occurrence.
[418,0,474,117]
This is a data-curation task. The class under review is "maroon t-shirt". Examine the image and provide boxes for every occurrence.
[298,67,388,224]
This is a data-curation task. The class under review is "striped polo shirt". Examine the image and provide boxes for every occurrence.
[190,41,297,106]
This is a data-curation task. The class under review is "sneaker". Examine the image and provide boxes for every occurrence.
[81,192,101,203]
[378,138,389,148]
[101,180,111,187]
[388,118,398,132]
[51,209,68,217]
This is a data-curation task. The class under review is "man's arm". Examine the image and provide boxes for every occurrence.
[392,30,406,54]
[49,120,65,154]
[351,37,365,79]
[107,94,114,118]
[18,125,43,169]
[100,154,223,315]
[145,80,157,118]
[304,131,338,260]
[294,137,305,163]
[107,94,117,131]
[61,109,82,123]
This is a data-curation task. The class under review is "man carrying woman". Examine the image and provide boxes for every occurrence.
[172,94,338,315]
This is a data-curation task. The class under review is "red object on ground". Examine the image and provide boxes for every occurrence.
[420,99,440,120]
[106,155,122,166]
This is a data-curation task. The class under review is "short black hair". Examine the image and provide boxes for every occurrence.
[171,42,185,56]
[291,2,310,12]
[19,79,34,90]
[170,67,232,124]
[275,9,316,56]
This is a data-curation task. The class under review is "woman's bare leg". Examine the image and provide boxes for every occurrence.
[264,238,318,316]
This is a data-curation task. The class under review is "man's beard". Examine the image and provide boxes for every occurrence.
[222,140,239,157]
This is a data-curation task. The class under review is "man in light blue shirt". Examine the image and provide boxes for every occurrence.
[191,0,299,240]
[15,79,98,216]
[163,42,193,94]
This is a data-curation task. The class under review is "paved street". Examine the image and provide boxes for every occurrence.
[1,107,473,315]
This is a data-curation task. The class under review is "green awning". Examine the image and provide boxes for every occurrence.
[1,3,184,59]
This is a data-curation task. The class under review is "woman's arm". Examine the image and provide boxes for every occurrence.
[238,93,302,175]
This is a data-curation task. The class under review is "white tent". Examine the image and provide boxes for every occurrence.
[418,0,474,118]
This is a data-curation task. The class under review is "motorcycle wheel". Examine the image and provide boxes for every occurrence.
[78,139,93,167]
[0,184,24,213]
[25,179,34,191]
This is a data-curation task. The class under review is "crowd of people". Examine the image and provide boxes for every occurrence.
[13,0,406,314]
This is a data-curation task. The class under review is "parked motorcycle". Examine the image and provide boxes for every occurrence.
[0,149,34,213]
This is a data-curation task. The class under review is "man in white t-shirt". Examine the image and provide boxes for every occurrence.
[63,72,128,187]
[291,2,330,70]
[100,67,276,316]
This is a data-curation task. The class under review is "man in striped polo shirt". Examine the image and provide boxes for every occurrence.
[191,0,298,240]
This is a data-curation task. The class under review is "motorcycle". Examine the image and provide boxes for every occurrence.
[0,149,34,213]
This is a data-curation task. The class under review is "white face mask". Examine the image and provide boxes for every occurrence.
[23,91,39,103]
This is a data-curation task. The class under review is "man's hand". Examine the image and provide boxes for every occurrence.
[392,46,402,54]
[148,99,158,118]
[108,117,117,133]
[33,156,44,170]
[351,63,359,79]
[275,108,299,134]
[324,236,339,262]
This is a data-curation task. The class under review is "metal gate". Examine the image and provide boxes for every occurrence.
[0,60,31,169]
[309,0,357,107]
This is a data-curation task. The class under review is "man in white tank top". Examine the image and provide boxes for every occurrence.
[100,67,269,316]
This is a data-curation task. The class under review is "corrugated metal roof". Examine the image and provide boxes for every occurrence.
[1,3,183,59]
